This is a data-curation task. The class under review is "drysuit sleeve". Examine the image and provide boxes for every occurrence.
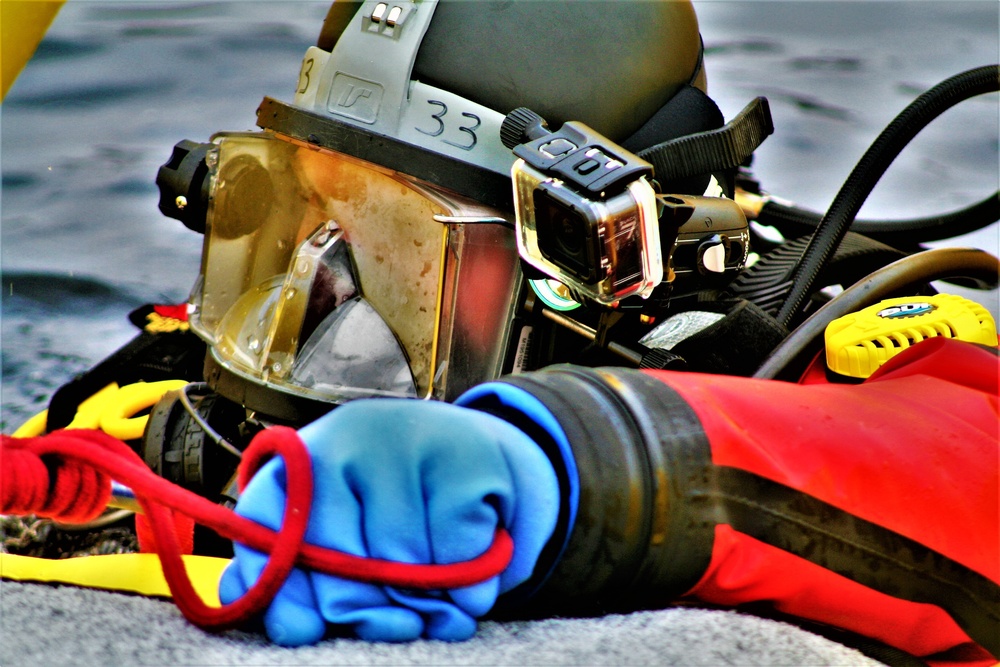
[461,337,998,666]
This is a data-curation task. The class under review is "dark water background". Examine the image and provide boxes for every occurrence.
[2,1,998,431]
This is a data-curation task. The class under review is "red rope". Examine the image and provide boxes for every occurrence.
[0,428,514,631]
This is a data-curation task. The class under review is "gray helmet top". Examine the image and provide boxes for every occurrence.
[301,0,710,185]
[319,0,705,142]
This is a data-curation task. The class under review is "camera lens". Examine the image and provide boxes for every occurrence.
[554,210,584,255]
[533,187,598,283]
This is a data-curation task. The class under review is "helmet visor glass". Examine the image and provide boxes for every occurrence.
[189,131,518,404]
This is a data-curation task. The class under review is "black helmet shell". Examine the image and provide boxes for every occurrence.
[318,0,704,142]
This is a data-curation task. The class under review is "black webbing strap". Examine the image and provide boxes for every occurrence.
[637,96,774,182]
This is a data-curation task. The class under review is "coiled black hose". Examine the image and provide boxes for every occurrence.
[757,191,999,249]
[775,65,1000,327]
[754,247,1000,381]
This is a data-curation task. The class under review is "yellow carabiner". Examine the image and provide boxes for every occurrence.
[98,380,188,441]
[68,383,124,430]
[11,380,187,441]
[11,410,49,439]
[12,383,121,438]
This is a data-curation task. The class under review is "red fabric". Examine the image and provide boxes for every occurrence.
[652,339,998,580]
[135,511,195,555]
[691,525,993,665]
[1,429,119,522]
[867,335,999,395]
[153,303,189,321]
[646,338,999,661]
[1,428,513,632]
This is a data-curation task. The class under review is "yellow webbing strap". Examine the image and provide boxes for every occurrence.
[0,552,228,606]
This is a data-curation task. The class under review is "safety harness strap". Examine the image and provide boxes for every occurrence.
[637,96,774,183]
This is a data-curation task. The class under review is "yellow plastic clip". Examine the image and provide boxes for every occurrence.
[11,383,120,438]
[825,294,997,378]
[11,409,49,439]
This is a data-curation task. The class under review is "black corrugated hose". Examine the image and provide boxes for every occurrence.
[775,65,1000,328]
[757,191,999,250]
[754,247,1000,381]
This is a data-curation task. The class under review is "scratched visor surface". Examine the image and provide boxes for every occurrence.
[193,130,459,401]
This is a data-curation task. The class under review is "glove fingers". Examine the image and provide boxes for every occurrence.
[219,542,270,609]
[313,574,393,617]
[421,418,560,590]
[310,559,479,641]
[218,560,249,606]
[339,606,426,642]
[421,458,508,561]
[446,578,502,619]
[305,406,431,564]
[331,401,558,621]
[352,404,514,564]
[223,543,325,646]
[304,401,532,566]
[313,573,420,640]
[387,589,480,641]
[261,572,326,647]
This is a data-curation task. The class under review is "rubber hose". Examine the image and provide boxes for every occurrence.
[754,247,1000,381]
[775,65,1000,327]
[758,191,1000,248]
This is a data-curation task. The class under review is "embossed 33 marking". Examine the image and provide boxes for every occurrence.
[416,100,481,150]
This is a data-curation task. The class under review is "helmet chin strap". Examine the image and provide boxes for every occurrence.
[296,0,512,175]
[312,0,436,133]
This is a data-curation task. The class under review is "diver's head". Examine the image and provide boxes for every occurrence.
[158,0,719,423]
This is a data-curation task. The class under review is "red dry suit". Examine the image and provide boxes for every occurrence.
[472,337,998,665]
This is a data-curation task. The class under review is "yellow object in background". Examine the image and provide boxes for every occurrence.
[825,294,998,378]
[1,0,65,100]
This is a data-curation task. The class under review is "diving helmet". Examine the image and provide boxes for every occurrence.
[156,0,718,424]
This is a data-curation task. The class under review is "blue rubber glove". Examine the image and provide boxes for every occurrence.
[218,399,560,646]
